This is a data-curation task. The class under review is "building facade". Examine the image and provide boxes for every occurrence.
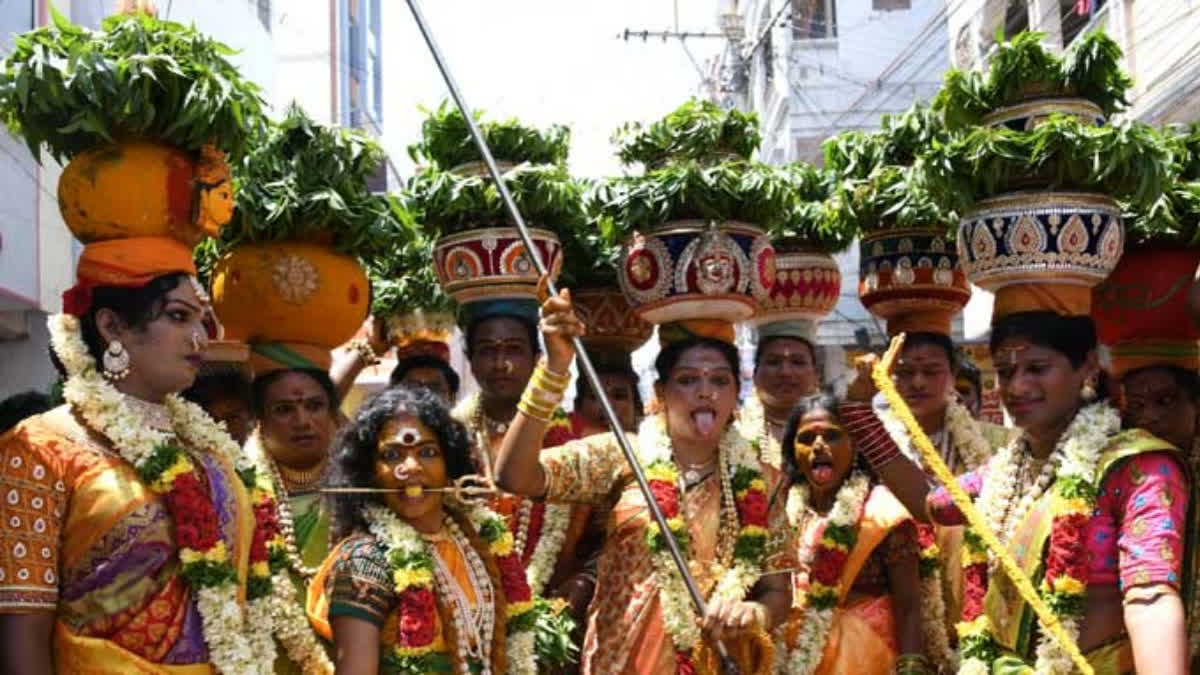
[719,0,957,390]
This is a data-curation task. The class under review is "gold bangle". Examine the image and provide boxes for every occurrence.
[535,359,570,387]
[517,399,553,422]
[526,385,564,409]
[531,376,569,400]
[347,336,381,366]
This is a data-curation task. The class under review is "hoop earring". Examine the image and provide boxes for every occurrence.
[102,340,131,381]
[1081,378,1098,403]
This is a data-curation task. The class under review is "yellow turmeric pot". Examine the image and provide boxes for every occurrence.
[211,241,369,347]
[57,142,212,245]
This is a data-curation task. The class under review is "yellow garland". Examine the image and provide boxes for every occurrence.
[872,335,1094,675]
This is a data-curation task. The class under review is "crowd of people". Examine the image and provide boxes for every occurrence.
[0,5,1197,675]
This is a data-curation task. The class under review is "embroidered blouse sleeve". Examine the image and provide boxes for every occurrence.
[1099,452,1189,594]
[540,433,628,505]
[924,469,984,527]
[0,422,68,614]
[328,536,396,628]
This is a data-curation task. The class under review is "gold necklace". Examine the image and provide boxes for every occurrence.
[274,455,329,492]
[264,453,323,581]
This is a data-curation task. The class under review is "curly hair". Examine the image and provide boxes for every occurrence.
[329,386,474,540]
[779,391,869,486]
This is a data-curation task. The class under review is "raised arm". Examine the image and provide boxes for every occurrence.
[842,354,937,522]
[494,287,585,497]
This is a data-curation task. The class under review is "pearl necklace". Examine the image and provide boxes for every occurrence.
[432,515,496,674]
[980,438,1062,577]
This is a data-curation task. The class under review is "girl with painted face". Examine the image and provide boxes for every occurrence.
[846,312,1195,674]
[307,386,570,674]
[493,289,793,674]
[775,393,934,675]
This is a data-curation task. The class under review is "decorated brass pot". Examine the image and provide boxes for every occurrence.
[981,97,1105,131]
[573,287,653,352]
[58,141,232,246]
[859,228,970,330]
[617,220,775,324]
[212,241,369,347]
[957,191,1124,293]
[752,244,840,326]
[433,227,562,304]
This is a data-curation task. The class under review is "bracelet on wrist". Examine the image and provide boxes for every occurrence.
[347,336,381,366]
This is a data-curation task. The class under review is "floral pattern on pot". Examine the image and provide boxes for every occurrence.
[213,241,368,347]
[752,247,840,326]
[573,288,653,352]
[956,191,1124,292]
[980,97,1106,131]
[859,228,970,323]
[617,220,775,324]
[433,227,562,304]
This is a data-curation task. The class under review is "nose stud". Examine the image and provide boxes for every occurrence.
[191,332,202,352]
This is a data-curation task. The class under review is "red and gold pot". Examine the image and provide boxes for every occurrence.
[617,220,775,324]
[433,226,562,304]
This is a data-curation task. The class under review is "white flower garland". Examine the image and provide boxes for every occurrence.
[783,472,871,675]
[961,402,1117,675]
[636,414,766,653]
[455,393,571,597]
[736,392,782,470]
[48,313,332,675]
[362,502,538,675]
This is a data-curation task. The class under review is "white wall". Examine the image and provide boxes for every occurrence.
[272,0,336,122]
[788,0,949,163]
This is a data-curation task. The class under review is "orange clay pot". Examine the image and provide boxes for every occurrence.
[211,241,369,347]
[57,141,210,246]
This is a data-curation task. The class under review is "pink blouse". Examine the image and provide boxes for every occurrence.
[927,452,1189,592]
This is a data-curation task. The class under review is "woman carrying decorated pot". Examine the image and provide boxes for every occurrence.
[494,290,791,674]
[0,8,330,673]
[306,386,570,674]
[776,392,932,675]
[1093,243,1200,662]
[844,306,1194,672]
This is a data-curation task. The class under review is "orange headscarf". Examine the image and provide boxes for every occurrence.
[62,236,198,316]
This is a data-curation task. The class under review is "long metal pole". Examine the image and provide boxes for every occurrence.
[402,2,740,672]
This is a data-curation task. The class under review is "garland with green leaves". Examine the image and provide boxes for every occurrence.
[921,115,1173,212]
[219,104,406,262]
[935,30,1131,129]
[0,7,266,163]
[611,99,760,168]
[407,101,570,170]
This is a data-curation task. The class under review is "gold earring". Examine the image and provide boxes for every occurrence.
[102,340,131,381]
[1081,378,1098,402]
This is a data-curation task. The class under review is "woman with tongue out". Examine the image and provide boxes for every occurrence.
[776,393,932,675]
[494,288,793,675]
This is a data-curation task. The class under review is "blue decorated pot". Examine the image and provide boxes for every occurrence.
[957,191,1124,293]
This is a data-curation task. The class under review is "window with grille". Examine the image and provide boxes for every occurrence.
[791,0,837,39]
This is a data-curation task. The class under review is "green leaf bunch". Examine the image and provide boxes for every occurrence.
[222,104,406,262]
[1122,182,1200,247]
[407,100,570,170]
[369,206,456,318]
[558,186,624,289]
[612,99,761,168]
[593,160,854,252]
[531,597,579,669]
[824,164,957,238]
[407,163,586,237]
[0,7,267,163]
[935,30,1131,128]
[922,115,1172,213]
[823,103,948,179]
